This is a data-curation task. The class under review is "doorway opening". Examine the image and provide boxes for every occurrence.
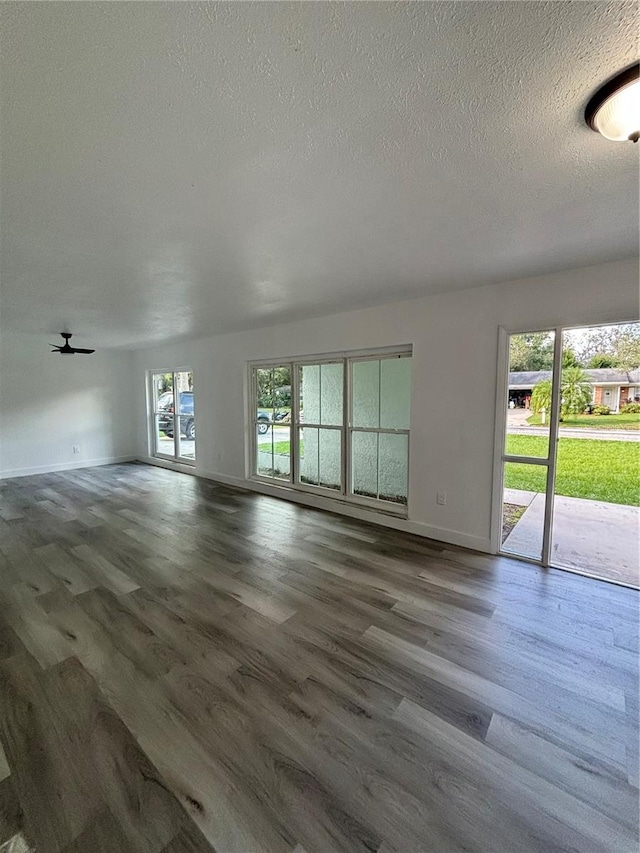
[497,323,639,587]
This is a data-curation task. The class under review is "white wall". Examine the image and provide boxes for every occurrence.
[133,258,639,552]
[0,330,137,478]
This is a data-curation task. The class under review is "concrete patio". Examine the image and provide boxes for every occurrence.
[503,489,640,587]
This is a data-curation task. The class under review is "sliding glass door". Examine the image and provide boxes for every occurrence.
[550,324,639,586]
[499,330,560,562]
[496,322,639,587]
[150,370,196,464]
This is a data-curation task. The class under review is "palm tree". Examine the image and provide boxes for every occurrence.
[531,379,552,414]
[561,366,591,417]
[530,367,591,421]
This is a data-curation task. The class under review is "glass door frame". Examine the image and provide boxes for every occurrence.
[493,320,639,568]
[147,368,196,466]
[492,327,563,565]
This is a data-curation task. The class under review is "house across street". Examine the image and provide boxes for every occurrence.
[509,368,640,413]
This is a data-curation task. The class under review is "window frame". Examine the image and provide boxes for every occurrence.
[248,348,411,515]
[347,353,412,510]
[293,358,346,498]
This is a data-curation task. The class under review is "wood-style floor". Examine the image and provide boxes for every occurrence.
[0,463,637,853]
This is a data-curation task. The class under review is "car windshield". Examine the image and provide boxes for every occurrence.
[157,392,173,410]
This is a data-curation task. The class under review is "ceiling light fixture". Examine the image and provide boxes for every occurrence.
[585,63,640,142]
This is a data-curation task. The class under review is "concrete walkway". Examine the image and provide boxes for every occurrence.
[503,492,640,587]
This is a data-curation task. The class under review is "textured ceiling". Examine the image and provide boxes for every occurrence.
[1,1,638,348]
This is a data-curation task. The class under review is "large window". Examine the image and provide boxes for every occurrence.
[250,350,411,512]
[149,370,196,463]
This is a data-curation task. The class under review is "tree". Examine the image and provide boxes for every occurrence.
[531,378,552,414]
[615,332,640,371]
[509,333,554,371]
[562,348,581,368]
[158,372,173,393]
[588,353,619,369]
[257,366,291,408]
[561,366,591,416]
[531,367,591,419]
[569,324,640,370]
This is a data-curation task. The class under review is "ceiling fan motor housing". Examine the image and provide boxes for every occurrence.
[50,332,95,354]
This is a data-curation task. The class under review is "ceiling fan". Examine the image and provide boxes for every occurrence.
[50,332,95,355]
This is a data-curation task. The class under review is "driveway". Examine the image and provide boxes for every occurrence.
[507,409,533,428]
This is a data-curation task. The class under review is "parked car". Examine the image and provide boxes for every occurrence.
[158,391,195,440]
[256,409,290,434]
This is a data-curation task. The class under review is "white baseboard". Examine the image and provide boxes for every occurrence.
[139,456,492,554]
[0,455,137,480]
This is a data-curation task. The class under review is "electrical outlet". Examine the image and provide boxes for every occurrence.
[437,491,447,506]
[72,445,80,454]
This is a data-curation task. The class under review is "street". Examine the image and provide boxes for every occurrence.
[257,426,290,445]
[155,424,290,460]
[506,408,639,442]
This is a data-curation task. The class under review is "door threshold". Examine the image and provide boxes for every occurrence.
[499,549,639,590]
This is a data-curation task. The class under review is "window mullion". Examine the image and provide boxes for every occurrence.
[173,371,179,460]
[344,358,351,497]
[291,362,298,485]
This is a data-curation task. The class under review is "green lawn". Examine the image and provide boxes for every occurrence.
[272,441,293,455]
[526,412,640,430]
[505,435,640,506]
[271,435,639,506]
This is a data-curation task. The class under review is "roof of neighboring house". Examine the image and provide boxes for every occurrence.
[509,368,640,388]
[509,371,552,387]
[584,368,640,384]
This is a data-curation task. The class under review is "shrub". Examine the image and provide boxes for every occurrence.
[593,405,610,415]
[621,402,640,414]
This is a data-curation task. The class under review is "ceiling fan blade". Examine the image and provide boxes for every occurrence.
[72,348,95,354]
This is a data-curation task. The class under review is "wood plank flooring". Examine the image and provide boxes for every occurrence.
[0,462,637,852]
